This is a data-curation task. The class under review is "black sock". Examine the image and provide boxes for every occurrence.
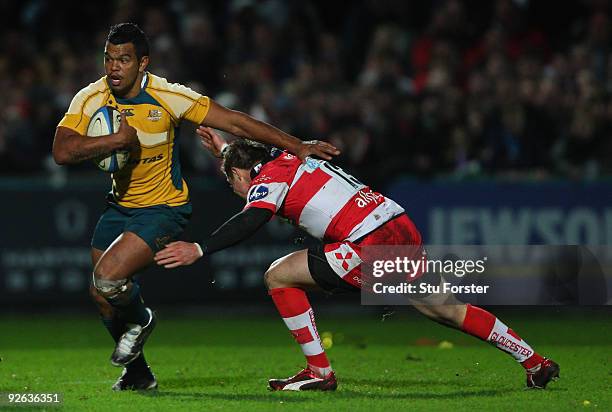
[101,316,150,372]
[108,281,150,327]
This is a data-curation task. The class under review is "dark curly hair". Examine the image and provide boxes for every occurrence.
[107,23,150,60]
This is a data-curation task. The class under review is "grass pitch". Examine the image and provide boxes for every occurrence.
[1,308,610,411]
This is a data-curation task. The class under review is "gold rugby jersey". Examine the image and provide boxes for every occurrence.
[58,72,210,207]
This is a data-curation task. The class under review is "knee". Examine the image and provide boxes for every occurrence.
[91,271,131,304]
[92,257,131,298]
[93,261,114,281]
[418,304,464,328]
[437,307,459,326]
[264,266,280,290]
[264,260,287,290]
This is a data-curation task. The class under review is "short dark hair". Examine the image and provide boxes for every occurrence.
[107,23,150,60]
[222,140,271,179]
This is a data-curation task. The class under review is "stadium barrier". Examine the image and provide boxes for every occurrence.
[0,177,610,307]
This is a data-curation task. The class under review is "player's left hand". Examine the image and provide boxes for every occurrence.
[154,241,202,268]
[295,140,340,161]
[197,126,227,158]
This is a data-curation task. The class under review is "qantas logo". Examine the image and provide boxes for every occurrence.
[248,185,269,202]
[128,154,164,165]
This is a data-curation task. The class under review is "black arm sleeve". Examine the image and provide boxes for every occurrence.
[201,207,273,254]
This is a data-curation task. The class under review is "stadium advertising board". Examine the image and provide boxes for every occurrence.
[0,179,610,306]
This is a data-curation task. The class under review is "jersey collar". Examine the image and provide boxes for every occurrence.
[107,72,149,97]
[250,162,264,179]
[140,72,148,88]
[113,72,159,106]
[250,148,281,179]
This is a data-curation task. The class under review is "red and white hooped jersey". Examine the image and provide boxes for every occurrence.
[244,152,405,242]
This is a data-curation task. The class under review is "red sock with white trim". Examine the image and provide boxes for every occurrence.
[269,287,332,378]
[461,304,544,369]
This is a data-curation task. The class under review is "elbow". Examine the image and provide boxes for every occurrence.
[52,131,69,165]
[52,127,78,165]
[53,154,68,166]
[52,147,70,165]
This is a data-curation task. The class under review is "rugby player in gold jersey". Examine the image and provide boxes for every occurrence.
[52,23,339,391]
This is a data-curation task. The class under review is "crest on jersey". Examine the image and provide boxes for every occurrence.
[304,157,321,172]
[248,185,269,202]
[148,109,162,121]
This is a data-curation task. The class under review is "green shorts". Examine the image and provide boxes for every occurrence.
[91,201,192,252]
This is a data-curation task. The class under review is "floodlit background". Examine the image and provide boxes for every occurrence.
[1,0,611,308]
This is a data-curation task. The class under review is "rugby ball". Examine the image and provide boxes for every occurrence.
[87,106,130,173]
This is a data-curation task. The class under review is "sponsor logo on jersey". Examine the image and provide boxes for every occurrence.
[304,157,321,172]
[148,109,162,121]
[335,251,354,270]
[355,188,384,208]
[284,153,295,160]
[248,185,269,202]
[325,244,361,275]
[128,154,164,165]
[253,175,272,182]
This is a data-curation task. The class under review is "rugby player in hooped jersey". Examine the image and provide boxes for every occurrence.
[52,23,339,391]
[155,128,560,392]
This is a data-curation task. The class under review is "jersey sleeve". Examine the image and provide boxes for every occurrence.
[243,155,298,213]
[57,81,107,135]
[148,78,210,124]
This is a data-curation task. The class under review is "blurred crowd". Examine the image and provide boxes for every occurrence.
[1,0,611,183]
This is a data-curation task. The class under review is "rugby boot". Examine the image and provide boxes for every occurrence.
[269,367,337,391]
[111,308,156,367]
[112,365,158,391]
[526,358,560,389]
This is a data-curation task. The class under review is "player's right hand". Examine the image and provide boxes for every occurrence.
[295,140,340,161]
[115,112,139,149]
[154,241,203,268]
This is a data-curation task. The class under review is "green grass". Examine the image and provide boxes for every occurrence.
[0,309,610,411]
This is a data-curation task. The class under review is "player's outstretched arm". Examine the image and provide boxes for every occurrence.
[201,100,340,160]
[52,112,139,165]
[154,208,273,269]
